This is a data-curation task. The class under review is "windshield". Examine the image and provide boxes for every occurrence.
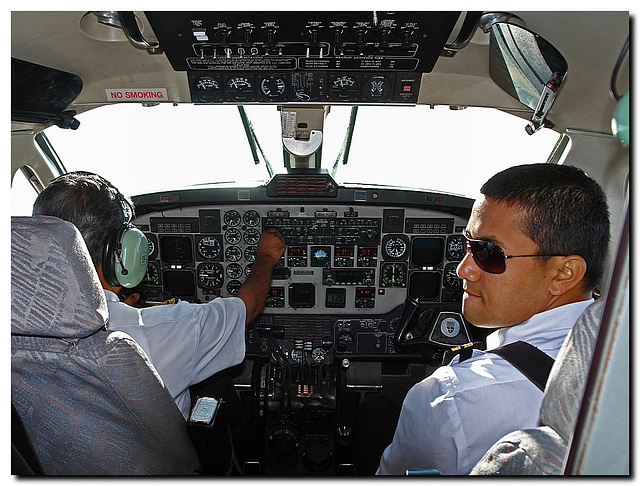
[14,103,560,213]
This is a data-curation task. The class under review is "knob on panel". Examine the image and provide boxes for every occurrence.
[268,427,298,459]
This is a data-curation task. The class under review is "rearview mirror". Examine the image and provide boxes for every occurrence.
[485,20,568,134]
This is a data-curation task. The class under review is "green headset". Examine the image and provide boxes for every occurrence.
[102,195,149,288]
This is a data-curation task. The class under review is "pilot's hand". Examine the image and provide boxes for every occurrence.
[122,292,141,307]
[256,228,286,268]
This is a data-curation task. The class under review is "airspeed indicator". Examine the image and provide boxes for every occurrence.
[382,234,409,260]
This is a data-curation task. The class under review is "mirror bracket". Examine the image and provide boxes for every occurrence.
[526,71,564,135]
[479,12,525,33]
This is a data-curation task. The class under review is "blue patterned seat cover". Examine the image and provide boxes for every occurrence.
[11,216,201,475]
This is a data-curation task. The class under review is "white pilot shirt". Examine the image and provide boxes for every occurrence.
[377,299,594,475]
[104,290,246,420]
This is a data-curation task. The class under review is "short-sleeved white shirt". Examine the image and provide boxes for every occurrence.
[104,290,246,419]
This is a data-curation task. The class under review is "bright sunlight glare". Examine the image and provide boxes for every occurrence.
[11,103,561,215]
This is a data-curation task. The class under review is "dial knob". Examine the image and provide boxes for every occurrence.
[268,428,298,459]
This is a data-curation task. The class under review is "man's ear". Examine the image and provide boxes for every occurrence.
[549,255,588,296]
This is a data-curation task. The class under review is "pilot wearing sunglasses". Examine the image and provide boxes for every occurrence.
[377,164,610,475]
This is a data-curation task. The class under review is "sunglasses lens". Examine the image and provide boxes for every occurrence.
[464,236,506,274]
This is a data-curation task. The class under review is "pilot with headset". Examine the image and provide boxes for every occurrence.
[32,171,286,420]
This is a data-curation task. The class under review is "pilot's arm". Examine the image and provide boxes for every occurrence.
[237,228,286,324]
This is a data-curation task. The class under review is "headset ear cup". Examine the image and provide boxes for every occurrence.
[102,225,126,287]
[116,227,149,288]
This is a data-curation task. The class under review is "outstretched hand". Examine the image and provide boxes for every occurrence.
[256,227,286,268]
[238,228,286,324]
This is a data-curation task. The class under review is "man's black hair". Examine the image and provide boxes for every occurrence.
[480,163,610,292]
[32,171,133,266]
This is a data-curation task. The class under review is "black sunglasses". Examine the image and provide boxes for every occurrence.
[462,229,566,274]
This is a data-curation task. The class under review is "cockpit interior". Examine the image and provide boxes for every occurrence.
[10,10,630,476]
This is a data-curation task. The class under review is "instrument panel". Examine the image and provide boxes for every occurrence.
[131,181,473,361]
[144,11,465,104]
[134,204,467,309]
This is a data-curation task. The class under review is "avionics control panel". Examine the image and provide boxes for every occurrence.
[131,178,473,360]
[133,204,467,312]
[144,11,463,103]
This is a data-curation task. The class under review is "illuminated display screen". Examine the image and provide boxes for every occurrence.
[356,288,375,298]
[310,246,331,267]
[288,246,307,257]
[358,247,376,257]
[268,287,285,298]
[326,287,346,308]
[411,238,444,268]
[408,271,441,299]
[160,236,193,265]
[335,246,354,257]
[336,270,363,283]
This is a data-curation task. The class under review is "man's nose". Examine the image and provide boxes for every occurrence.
[457,251,480,282]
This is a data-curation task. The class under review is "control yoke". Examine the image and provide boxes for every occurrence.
[395,297,473,365]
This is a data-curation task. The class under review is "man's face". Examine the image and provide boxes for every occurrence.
[457,196,560,328]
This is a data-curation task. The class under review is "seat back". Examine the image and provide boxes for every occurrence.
[470,299,605,475]
[11,216,201,475]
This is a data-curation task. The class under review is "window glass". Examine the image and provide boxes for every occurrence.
[43,103,561,201]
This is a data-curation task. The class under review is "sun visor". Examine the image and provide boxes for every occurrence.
[11,57,83,129]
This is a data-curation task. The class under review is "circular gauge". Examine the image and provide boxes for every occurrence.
[244,228,261,245]
[225,75,254,101]
[225,228,242,245]
[193,75,221,102]
[146,235,157,258]
[143,262,160,285]
[226,263,243,279]
[224,210,242,227]
[244,245,258,262]
[243,210,261,227]
[447,235,466,261]
[363,75,392,101]
[260,75,286,99]
[311,347,327,364]
[197,236,221,259]
[443,262,462,289]
[197,263,224,289]
[225,245,242,262]
[382,234,409,260]
[380,262,407,287]
[227,280,242,295]
[290,349,303,363]
[329,74,359,101]
[245,263,253,277]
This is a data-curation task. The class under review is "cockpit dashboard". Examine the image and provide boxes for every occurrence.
[131,173,477,364]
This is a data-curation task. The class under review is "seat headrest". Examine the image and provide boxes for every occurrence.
[11,215,108,338]
[541,299,605,443]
